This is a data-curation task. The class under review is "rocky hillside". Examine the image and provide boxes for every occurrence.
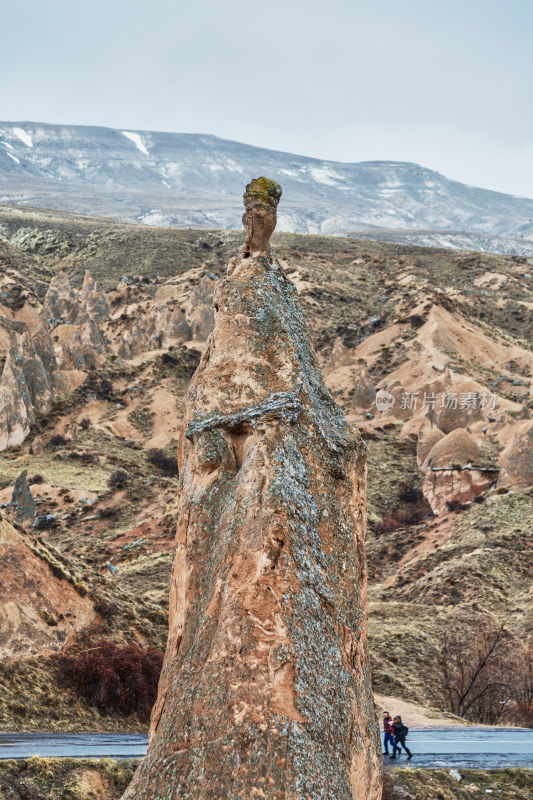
[0,204,531,732]
[2,122,533,254]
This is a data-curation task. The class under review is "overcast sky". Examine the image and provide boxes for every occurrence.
[2,0,532,197]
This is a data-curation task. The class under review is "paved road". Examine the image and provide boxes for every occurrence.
[0,728,531,768]
[0,733,147,760]
[382,727,532,769]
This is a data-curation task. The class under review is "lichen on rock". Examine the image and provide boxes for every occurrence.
[123,179,381,799]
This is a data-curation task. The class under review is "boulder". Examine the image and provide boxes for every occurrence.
[123,178,381,800]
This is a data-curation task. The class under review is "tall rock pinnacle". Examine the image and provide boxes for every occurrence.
[123,178,381,800]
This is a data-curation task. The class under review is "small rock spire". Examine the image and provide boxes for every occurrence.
[240,176,282,258]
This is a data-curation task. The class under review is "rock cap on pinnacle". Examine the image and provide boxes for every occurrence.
[239,176,282,261]
[243,176,282,208]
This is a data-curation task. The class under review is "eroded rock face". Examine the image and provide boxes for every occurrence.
[240,176,282,258]
[422,468,495,515]
[123,179,381,800]
[351,366,376,411]
[0,322,65,451]
[417,428,445,470]
[185,275,215,340]
[323,336,352,377]
[0,518,95,658]
[75,270,111,325]
[69,317,109,370]
[420,428,493,513]
[11,470,36,524]
[41,271,80,326]
[497,421,533,490]
[0,337,36,450]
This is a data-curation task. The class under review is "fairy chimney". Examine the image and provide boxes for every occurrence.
[122,178,381,800]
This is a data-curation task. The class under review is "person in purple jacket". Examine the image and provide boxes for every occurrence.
[382,711,394,756]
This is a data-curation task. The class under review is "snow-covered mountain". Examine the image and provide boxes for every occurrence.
[1,121,533,254]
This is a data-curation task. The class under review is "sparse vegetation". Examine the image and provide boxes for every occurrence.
[397,481,424,504]
[0,758,138,800]
[107,470,129,490]
[0,209,531,737]
[146,447,179,477]
[46,434,68,448]
[0,761,530,800]
[56,638,163,721]
[382,768,533,800]
[373,501,430,534]
[98,377,114,399]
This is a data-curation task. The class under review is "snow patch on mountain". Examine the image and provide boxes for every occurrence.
[13,128,33,148]
[308,165,345,187]
[122,131,149,155]
[1,121,533,256]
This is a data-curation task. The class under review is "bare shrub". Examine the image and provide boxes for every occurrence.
[374,516,400,535]
[374,501,429,534]
[56,639,163,720]
[446,498,468,512]
[146,448,179,477]
[79,418,92,430]
[409,314,425,329]
[47,434,67,448]
[28,474,45,485]
[99,505,120,519]
[68,450,95,464]
[397,481,424,504]
[108,470,129,490]
[397,501,428,525]
[94,598,119,619]
[500,643,533,727]
[99,378,114,399]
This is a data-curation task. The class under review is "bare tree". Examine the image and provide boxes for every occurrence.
[425,621,511,722]
[501,643,533,727]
